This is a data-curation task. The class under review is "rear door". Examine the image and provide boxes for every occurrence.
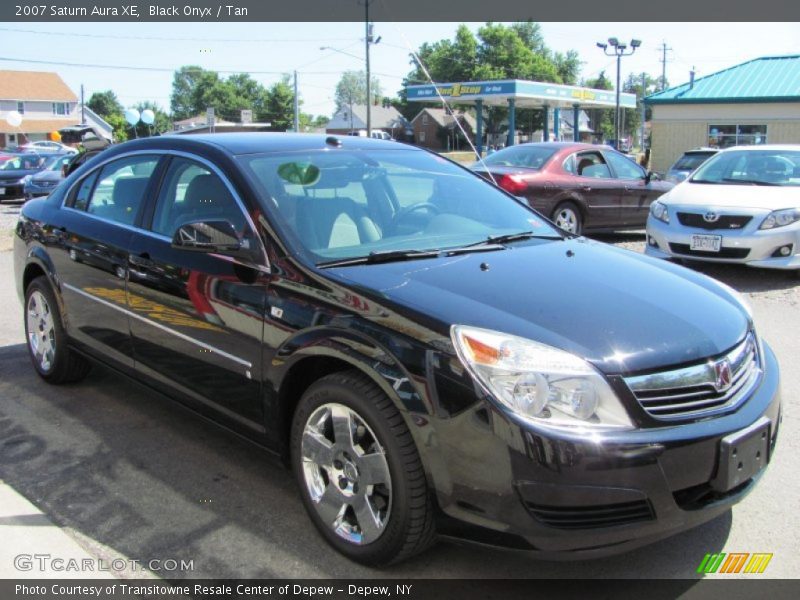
[126,154,268,430]
[568,150,623,228]
[603,150,652,226]
[54,153,162,372]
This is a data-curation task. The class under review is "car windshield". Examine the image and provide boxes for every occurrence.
[43,155,69,171]
[0,156,40,170]
[479,145,558,170]
[691,149,800,186]
[672,152,715,171]
[240,149,560,265]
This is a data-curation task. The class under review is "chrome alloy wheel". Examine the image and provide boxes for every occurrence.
[26,290,56,372]
[554,206,579,233]
[301,403,392,545]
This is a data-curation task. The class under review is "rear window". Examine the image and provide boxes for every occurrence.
[672,152,716,171]
[481,145,558,170]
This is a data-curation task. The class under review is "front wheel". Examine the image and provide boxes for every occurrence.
[291,370,435,565]
[551,201,583,235]
[24,276,91,384]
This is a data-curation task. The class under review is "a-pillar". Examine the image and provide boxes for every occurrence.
[573,104,581,142]
[475,99,484,157]
[507,98,516,146]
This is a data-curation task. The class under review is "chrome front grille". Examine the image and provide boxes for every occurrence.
[624,334,760,420]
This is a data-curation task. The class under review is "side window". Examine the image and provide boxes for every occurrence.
[575,152,612,179]
[563,154,576,174]
[151,157,247,237]
[71,171,100,211]
[605,151,646,180]
[86,156,159,226]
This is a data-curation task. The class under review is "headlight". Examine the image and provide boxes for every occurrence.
[759,208,800,230]
[650,200,670,223]
[20,175,32,185]
[452,325,633,431]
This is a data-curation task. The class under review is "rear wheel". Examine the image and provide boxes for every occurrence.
[291,370,435,565]
[551,201,583,234]
[24,276,91,384]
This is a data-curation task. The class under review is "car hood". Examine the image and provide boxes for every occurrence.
[30,170,63,183]
[663,180,799,210]
[328,238,750,375]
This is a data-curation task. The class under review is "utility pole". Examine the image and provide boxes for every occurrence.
[80,84,85,124]
[365,1,371,136]
[640,72,646,151]
[659,41,672,91]
[293,70,299,133]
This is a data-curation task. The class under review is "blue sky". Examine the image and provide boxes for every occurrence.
[0,21,798,119]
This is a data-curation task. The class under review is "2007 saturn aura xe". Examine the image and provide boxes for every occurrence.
[14,134,781,565]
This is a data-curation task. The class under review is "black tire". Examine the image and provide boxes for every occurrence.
[24,276,91,384]
[291,370,435,565]
[551,201,583,235]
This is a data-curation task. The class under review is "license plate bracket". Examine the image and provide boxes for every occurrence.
[711,417,771,492]
[690,234,722,252]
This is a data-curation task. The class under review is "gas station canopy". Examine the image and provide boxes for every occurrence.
[406,79,637,152]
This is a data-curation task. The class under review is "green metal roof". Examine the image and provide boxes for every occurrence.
[645,55,800,104]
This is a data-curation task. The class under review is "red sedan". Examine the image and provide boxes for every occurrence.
[472,142,673,234]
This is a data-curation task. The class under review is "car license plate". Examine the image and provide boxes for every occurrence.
[711,417,770,492]
[690,234,722,252]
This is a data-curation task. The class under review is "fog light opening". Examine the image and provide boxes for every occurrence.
[771,244,793,258]
[648,236,658,248]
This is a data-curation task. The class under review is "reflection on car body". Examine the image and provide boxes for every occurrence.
[14,133,780,566]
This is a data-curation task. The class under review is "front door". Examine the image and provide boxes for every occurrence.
[570,150,623,229]
[126,155,268,429]
[604,150,652,226]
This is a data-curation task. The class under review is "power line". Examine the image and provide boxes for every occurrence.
[0,26,356,44]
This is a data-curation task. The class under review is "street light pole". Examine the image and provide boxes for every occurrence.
[365,0,371,137]
[597,37,641,150]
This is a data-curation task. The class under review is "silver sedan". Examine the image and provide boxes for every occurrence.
[646,145,800,271]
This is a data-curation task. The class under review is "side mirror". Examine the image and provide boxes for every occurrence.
[171,220,245,256]
[644,170,659,184]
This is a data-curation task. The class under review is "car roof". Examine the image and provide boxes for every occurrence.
[122,132,415,156]
[717,144,800,152]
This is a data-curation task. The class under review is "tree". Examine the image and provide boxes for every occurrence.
[583,71,615,141]
[170,66,207,120]
[266,76,296,131]
[623,72,661,146]
[334,71,383,113]
[404,22,575,140]
[87,90,122,119]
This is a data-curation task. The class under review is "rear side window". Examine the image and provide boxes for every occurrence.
[575,152,612,179]
[673,152,715,171]
[151,157,247,237]
[71,171,99,211]
[85,155,159,226]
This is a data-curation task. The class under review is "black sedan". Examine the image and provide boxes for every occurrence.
[15,134,780,565]
[0,152,62,202]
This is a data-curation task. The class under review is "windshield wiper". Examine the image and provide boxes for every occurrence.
[461,231,563,248]
[721,178,779,186]
[689,179,722,184]
[317,249,442,268]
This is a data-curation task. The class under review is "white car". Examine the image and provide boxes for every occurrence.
[18,141,78,154]
[646,144,800,272]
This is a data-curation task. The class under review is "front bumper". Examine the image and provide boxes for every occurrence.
[431,342,781,558]
[0,182,24,200]
[645,208,800,270]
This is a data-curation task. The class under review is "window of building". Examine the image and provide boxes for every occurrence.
[708,124,767,149]
[422,114,429,126]
[16,101,24,114]
[52,102,68,116]
[419,131,426,142]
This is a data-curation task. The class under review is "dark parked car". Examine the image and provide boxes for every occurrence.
[665,147,719,184]
[23,154,74,200]
[0,153,61,202]
[472,142,673,234]
[15,134,780,565]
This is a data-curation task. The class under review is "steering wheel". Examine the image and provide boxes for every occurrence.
[388,202,441,234]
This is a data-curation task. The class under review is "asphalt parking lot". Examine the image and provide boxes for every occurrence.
[0,198,797,579]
